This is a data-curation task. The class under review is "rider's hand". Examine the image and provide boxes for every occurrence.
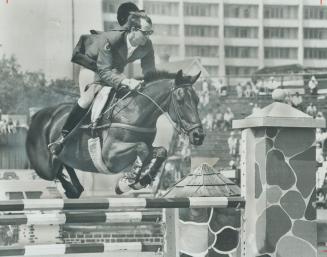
[121,79,142,91]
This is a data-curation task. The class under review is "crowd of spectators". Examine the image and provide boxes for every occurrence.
[201,107,235,132]
[0,118,19,135]
[310,126,327,209]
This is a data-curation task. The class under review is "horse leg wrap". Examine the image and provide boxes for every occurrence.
[152,147,168,159]
[139,149,167,187]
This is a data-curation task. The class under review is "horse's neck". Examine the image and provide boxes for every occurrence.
[134,79,172,127]
[110,79,172,128]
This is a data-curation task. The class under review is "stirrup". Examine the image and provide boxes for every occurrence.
[48,136,65,155]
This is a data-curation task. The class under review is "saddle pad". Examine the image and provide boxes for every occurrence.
[88,137,112,174]
[91,86,112,122]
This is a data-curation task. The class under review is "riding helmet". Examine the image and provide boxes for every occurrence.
[117,2,140,26]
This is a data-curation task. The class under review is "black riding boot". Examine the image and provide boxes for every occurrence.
[48,103,88,156]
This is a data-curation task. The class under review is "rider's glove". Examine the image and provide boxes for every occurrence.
[121,79,142,91]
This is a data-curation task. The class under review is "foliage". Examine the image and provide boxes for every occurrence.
[0,55,78,114]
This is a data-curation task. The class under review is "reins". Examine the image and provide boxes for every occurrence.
[83,80,201,136]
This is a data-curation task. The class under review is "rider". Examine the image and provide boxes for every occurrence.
[48,3,156,156]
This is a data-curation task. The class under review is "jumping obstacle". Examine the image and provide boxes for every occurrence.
[0,100,323,257]
[0,242,161,256]
[0,211,162,225]
[0,197,245,211]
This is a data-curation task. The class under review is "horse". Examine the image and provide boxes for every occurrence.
[26,70,205,198]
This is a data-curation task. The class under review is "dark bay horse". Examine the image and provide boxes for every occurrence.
[26,70,205,198]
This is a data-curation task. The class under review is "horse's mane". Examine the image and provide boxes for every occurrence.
[137,70,176,84]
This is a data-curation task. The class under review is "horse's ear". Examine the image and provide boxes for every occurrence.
[190,71,201,84]
[175,70,183,85]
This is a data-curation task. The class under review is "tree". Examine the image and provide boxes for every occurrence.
[0,55,78,114]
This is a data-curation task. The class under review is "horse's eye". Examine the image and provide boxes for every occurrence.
[175,88,185,102]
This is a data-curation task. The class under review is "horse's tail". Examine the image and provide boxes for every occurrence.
[26,105,70,180]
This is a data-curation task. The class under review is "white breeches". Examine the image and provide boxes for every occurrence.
[77,68,103,109]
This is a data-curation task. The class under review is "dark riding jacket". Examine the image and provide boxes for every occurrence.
[71,30,155,89]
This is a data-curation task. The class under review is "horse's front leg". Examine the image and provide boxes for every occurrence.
[101,140,151,194]
[137,146,168,188]
[102,141,150,173]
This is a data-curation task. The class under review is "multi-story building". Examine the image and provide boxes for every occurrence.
[102,0,327,79]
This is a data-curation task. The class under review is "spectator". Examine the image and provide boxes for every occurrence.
[317,142,324,164]
[228,131,238,157]
[7,118,16,134]
[236,83,243,98]
[202,112,214,131]
[199,80,210,107]
[212,79,223,96]
[306,102,318,118]
[308,75,318,95]
[256,79,265,95]
[251,81,259,98]
[317,111,326,123]
[244,83,252,98]
[202,78,209,93]
[215,110,224,130]
[324,172,327,187]
[284,92,292,105]
[291,92,303,111]
[220,80,228,96]
[252,103,261,115]
[267,76,279,93]
[316,190,326,209]
[0,119,6,134]
[317,161,327,189]
[316,128,327,145]
[223,107,234,131]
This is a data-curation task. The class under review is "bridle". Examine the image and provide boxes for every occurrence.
[137,81,202,135]
[84,80,202,136]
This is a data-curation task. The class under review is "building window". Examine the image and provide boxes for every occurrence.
[304,48,327,59]
[224,26,258,38]
[144,1,179,16]
[102,0,137,13]
[264,47,298,59]
[304,28,327,39]
[184,3,219,17]
[152,24,179,36]
[185,45,219,57]
[185,25,219,38]
[304,6,327,19]
[264,27,298,39]
[25,191,43,199]
[6,192,24,200]
[224,4,258,18]
[154,45,179,57]
[204,66,219,76]
[226,66,258,75]
[264,5,298,19]
[225,46,258,58]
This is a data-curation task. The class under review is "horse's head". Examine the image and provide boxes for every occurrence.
[168,70,205,146]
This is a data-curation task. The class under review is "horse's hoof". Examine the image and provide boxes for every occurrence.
[115,185,124,195]
[115,178,132,195]
[65,190,80,199]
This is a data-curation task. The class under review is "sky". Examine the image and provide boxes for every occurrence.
[0,0,102,80]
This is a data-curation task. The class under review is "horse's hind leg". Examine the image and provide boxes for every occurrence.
[57,167,83,199]
[64,165,84,197]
